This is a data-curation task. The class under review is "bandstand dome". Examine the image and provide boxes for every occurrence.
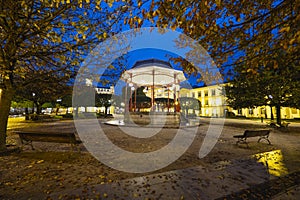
[121,59,186,86]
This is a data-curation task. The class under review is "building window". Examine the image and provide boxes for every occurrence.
[215,98,222,106]
[204,90,208,97]
[192,92,195,98]
[198,91,201,97]
[211,89,215,96]
[205,100,208,106]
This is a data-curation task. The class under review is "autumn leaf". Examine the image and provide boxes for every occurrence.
[37,160,44,164]
[279,26,290,33]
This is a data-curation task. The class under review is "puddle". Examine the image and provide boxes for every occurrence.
[253,149,289,177]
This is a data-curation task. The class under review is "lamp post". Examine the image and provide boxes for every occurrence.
[130,86,134,112]
[268,95,274,120]
[129,83,134,112]
[265,95,274,121]
[56,98,62,115]
[32,93,36,114]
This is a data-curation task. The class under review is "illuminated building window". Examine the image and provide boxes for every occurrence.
[216,98,221,106]
[213,109,217,116]
[211,99,215,106]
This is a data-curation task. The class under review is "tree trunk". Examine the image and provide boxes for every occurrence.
[32,101,35,114]
[105,106,108,115]
[36,102,42,114]
[276,104,282,125]
[270,106,274,120]
[25,107,29,120]
[0,85,15,151]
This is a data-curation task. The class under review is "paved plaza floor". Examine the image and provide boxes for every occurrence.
[50,156,300,199]
[1,117,300,199]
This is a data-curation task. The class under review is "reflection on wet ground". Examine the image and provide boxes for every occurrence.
[219,170,300,200]
[50,150,299,199]
[253,149,289,177]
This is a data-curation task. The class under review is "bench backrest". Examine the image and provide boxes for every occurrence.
[244,130,270,137]
[16,131,78,144]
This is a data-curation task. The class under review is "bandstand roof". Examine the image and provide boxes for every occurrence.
[121,59,186,86]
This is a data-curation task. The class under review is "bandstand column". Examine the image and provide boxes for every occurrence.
[129,74,133,112]
[134,85,137,112]
[167,86,170,113]
[151,70,155,110]
[173,74,177,113]
[124,80,127,110]
[124,79,129,121]
[129,84,133,111]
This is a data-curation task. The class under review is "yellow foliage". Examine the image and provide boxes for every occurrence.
[107,0,114,7]
[279,26,290,33]
[103,32,107,38]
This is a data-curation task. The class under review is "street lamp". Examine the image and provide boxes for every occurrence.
[32,93,36,114]
[265,95,274,120]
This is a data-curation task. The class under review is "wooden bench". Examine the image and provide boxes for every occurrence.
[15,131,82,151]
[233,129,271,147]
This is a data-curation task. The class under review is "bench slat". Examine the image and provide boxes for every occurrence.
[15,131,81,151]
[233,129,271,147]
[244,130,270,137]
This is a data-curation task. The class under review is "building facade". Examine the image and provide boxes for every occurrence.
[180,85,227,117]
[180,84,300,119]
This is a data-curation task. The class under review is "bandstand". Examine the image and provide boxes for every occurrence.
[120,59,186,127]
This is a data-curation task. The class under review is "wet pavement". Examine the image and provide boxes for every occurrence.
[50,152,300,199]
[5,117,299,199]
[46,118,300,199]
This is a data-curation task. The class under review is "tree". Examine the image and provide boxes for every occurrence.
[133,0,299,72]
[226,54,300,125]
[179,97,201,117]
[127,0,299,124]
[15,72,72,114]
[95,93,112,115]
[0,0,126,151]
[225,71,265,110]
[60,93,73,114]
